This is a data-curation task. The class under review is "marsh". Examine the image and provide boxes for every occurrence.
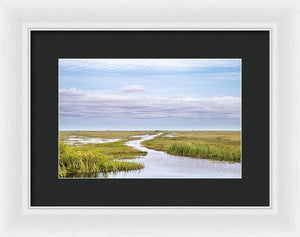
[59,131,241,178]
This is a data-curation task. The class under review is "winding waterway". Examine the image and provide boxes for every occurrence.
[98,134,241,178]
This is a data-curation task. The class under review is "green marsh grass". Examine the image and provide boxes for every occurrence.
[59,142,144,178]
[76,140,147,159]
[142,131,241,162]
[166,141,240,162]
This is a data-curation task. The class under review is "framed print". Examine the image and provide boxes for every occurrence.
[0,0,299,237]
[30,31,269,206]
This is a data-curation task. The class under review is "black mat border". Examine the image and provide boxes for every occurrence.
[31,31,269,206]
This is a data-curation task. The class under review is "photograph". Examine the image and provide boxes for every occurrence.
[58,58,242,178]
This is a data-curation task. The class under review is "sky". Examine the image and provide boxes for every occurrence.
[59,59,241,131]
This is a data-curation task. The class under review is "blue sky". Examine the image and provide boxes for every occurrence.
[59,59,241,130]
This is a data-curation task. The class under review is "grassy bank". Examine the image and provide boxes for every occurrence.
[142,131,241,162]
[75,140,147,159]
[59,142,144,177]
[59,131,153,178]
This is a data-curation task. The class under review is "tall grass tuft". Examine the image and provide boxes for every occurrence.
[166,141,240,162]
[59,142,144,177]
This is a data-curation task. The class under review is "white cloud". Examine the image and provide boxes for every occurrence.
[59,59,241,72]
[59,88,241,120]
[121,85,148,93]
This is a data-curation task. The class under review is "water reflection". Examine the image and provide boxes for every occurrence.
[65,136,122,146]
[99,134,242,179]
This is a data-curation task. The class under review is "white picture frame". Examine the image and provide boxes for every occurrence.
[0,0,299,236]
